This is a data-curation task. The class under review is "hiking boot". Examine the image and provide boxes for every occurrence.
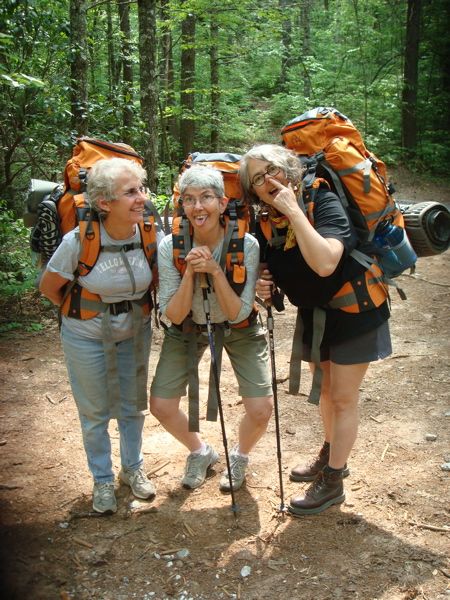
[119,467,156,500]
[181,445,219,489]
[288,468,345,516]
[219,452,249,492]
[93,482,117,514]
[290,443,350,482]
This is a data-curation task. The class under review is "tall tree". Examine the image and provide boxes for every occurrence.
[180,8,196,158]
[280,0,293,90]
[210,18,219,151]
[300,0,312,99]
[69,0,89,135]
[117,0,134,141]
[137,0,158,191]
[159,0,177,162]
[106,0,120,101]
[401,0,422,155]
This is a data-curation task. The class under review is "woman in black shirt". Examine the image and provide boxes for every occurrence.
[240,144,392,516]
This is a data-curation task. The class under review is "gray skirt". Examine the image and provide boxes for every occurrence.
[302,320,392,365]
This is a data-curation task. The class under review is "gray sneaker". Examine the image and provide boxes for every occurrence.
[119,467,156,500]
[181,444,219,489]
[93,482,117,514]
[219,452,248,492]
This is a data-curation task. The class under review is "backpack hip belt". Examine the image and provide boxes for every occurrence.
[61,284,153,320]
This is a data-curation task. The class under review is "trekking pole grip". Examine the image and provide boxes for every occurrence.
[199,272,209,289]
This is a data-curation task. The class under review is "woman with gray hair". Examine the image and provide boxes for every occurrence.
[39,157,162,514]
[241,144,391,516]
[150,165,273,493]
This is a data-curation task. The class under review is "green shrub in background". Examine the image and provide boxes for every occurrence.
[0,200,38,297]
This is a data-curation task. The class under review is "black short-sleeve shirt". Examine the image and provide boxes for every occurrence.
[256,189,390,346]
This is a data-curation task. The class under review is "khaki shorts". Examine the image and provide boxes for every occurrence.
[150,321,273,399]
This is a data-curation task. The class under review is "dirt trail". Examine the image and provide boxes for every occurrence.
[0,169,449,600]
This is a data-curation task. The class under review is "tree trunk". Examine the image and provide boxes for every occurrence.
[137,0,158,191]
[159,0,177,162]
[401,0,422,155]
[117,0,134,140]
[280,0,292,90]
[180,10,196,158]
[69,0,89,135]
[300,0,312,99]
[210,19,220,152]
[106,0,120,100]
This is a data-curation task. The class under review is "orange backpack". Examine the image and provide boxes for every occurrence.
[28,137,148,265]
[59,137,144,235]
[281,107,405,242]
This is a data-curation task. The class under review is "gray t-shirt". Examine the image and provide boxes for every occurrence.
[158,232,260,325]
[47,222,162,341]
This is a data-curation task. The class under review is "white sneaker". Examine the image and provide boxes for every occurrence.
[93,482,117,514]
[119,467,156,500]
[181,444,219,489]
[219,452,248,492]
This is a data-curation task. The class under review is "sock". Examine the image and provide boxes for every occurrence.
[190,442,208,456]
[234,447,249,459]
[324,463,346,474]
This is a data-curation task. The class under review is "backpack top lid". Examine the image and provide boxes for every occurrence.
[281,106,366,157]
[64,137,144,194]
[173,151,244,210]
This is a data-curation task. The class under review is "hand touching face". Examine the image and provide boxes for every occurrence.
[247,158,298,216]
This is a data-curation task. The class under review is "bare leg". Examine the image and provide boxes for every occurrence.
[326,362,369,468]
[238,396,273,455]
[150,395,202,452]
[314,361,332,442]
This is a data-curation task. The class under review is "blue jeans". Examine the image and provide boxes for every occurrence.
[61,323,151,483]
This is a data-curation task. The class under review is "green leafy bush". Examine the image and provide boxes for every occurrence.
[0,201,38,296]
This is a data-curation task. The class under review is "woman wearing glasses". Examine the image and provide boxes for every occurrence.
[240,144,391,515]
[150,165,273,493]
[39,158,161,514]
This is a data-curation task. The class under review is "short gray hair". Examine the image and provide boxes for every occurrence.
[87,157,147,211]
[179,165,225,198]
[240,144,303,203]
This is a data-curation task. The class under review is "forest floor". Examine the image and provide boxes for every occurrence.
[0,167,449,600]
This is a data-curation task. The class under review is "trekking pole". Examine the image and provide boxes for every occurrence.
[199,273,239,518]
[266,296,286,513]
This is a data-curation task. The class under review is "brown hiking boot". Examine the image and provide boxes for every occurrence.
[288,468,345,515]
[290,444,350,482]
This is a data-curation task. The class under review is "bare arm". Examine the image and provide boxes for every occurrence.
[267,177,344,276]
[39,270,70,307]
[164,260,196,324]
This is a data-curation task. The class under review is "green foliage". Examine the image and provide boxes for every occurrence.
[0,0,448,218]
[0,321,44,334]
[0,201,38,297]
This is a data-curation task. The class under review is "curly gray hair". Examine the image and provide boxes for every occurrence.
[240,144,304,203]
[87,157,147,211]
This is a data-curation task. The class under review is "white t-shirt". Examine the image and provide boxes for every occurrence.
[47,222,162,341]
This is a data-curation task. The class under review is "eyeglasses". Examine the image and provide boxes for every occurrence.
[181,193,218,207]
[251,164,281,187]
[118,185,146,199]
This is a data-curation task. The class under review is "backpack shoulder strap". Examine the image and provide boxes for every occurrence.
[172,215,193,275]
[76,194,101,277]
